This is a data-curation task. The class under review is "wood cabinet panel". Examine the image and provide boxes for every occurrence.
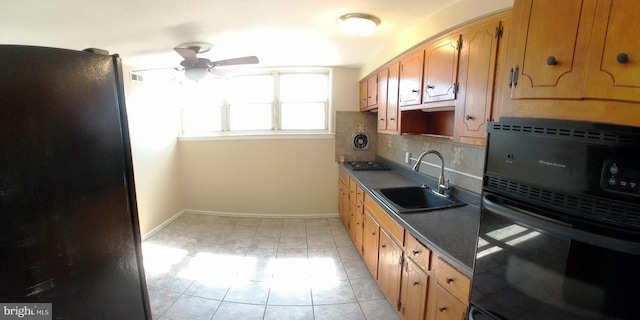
[435,257,471,304]
[338,179,349,228]
[359,81,368,109]
[584,0,640,102]
[422,35,460,104]
[363,210,380,279]
[400,258,429,320]
[429,284,468,320]
[454,15,508,145]
[510,0,596,100]
[378,229,403,310]
[399,50,425,107]
[405,234,432,272]
[367,74,378,107]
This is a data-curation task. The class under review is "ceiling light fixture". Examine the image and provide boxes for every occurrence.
[337,13,381,36]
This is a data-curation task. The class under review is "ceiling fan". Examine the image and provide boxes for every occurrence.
[134,42,259,82]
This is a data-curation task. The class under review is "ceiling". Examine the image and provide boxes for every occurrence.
[0,0,459,71]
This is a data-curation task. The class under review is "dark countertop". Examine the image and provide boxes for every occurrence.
[341,158,481,276]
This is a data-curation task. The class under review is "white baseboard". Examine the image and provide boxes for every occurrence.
[141,209,185,240]
[183,209,340,219]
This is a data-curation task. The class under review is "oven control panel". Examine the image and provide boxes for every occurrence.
[601,160,640,197]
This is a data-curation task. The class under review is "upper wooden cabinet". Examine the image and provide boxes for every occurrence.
[454,12,511,146]
[379,63,400,134]
[359,80,368,109]
[583,0,640,102]
[509,0,595,100]
[500,0,640,125]
[359,74,379,111]
[399,50,425,107]
[422,35,460,104]
[509,0,640,102]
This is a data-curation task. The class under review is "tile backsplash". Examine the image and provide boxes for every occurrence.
[335,111,485,194]
[335,111,378,162]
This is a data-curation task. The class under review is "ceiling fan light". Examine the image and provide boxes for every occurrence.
[184,68,209,82]
[337,13,380,36]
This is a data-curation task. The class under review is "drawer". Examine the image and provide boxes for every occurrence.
[349,177,357,205]
[364,194,405,245]
[356,185,365,202]
[435,257,471,303]
[405,234,431,271]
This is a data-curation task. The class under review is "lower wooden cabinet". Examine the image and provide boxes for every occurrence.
[400,258,429,320]
[429,284,468,320]
[363,210,380,278]
[340,171,471,320]
[378,229,403,309]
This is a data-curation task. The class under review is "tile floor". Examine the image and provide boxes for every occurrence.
[142,213,401,320]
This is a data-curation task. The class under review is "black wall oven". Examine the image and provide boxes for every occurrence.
[470,118,640,320]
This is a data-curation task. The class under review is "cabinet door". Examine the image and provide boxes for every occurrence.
[584,0,640,102]
[349,202,357,240]
[422,35,460,103]
[454,18,504,144]
[509,0,596,99]
[378,229,403,310]
[359,81,368,110]
[399,50,424,106]
[386,63,400,132]
[431,285,468,320]
[363,210,380,278]
[354,200,364,256]
[367,74,378,107]
[377,68,389,131]
[338,180,349,228]
[400,258,429,320]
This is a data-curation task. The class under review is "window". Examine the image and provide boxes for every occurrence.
[179,70,329,136]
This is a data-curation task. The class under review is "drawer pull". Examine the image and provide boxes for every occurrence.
[438,307,447,312]
[445,278,454,284]
[546,56,558,65]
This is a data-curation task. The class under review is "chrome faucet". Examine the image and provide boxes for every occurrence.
[412,150,450,196]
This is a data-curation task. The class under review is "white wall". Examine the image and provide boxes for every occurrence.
[361,0,513,78]
[123,66,184,236]
[178,67,360,217]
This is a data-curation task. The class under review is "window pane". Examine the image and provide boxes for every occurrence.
[181,106,222,133]
[280,73,328,102]
[229,104,272,130]
[281,103,326,130]
[227,75,273,104]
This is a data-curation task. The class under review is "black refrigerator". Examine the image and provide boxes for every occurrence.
[0,45,151,319]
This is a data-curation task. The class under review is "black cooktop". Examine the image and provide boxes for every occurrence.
[344,161,391,171]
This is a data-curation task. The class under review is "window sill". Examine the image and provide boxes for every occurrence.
[178,132,335,141]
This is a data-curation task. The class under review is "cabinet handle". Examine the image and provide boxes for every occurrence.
[372,231,376,236]
[413,281,420,286]
[426,85,435,89]
[445,278,454,284]
[546,56,558,66]
[381,243,387,248]
[438,307,447,312]
[380,118,385,121]
[411,89,419,93]
[412,250,420,255]
[465,115,473,120]
[508,68,514,87]
[617,53,629,64]
[389,118,395,121]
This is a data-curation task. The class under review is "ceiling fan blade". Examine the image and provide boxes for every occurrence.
[131,66,183,73]
[209,68,231,78]
[212,56,259,67]
[174,47,199,64]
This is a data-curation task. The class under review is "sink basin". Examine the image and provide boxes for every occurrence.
[373,186,466,213]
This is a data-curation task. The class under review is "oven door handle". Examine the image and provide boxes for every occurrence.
[482,194,640,255]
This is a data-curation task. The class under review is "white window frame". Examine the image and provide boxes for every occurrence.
[179,68,332,139]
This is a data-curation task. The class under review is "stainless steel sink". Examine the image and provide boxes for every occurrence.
[373,186,466,213]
